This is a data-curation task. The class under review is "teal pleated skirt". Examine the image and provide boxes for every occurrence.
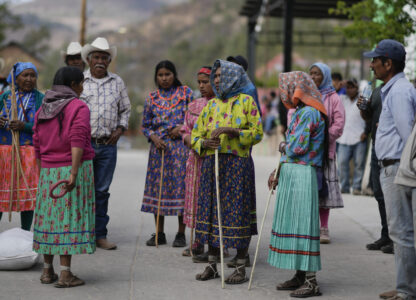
[268,163,321,272]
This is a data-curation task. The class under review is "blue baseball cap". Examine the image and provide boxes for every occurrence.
[363,39,406,61]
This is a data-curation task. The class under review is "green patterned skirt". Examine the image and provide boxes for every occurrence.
[268,163,321,272]
[33,160,95,255]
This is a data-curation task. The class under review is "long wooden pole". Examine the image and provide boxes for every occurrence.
[80,0,87,45]
[214,149,225,289]
[155,149,164,248]
[248,162,281,290]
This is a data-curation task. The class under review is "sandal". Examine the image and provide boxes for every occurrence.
[40,268,58,284]
[290,275,322,298]
[225,264,248,285]
[277,271,305,290]
[182,244,204,257]
[195,263,219,281]
[54,272,85,288]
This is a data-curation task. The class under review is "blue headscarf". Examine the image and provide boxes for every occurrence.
[6,62,38,86]
[310,62,335,96]
[210,60,251,100]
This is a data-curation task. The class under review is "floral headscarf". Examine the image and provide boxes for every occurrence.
[279,71,327,116]
[210,59,250,100]
[6,62,38,87]
[310,62,336,96]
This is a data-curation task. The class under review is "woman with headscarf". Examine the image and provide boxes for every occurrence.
[32,66,95,287]
[141,60,193,247]
[192,60,263,284]
[0,62,44,230]
[180,66,214,257]
[268,72,327,298]
[309,62,345,244]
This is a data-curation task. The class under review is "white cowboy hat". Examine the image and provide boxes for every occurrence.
[81,37,117,63]
[61,42,83,58]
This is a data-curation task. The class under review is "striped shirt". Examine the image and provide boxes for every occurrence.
[81,70,131,138]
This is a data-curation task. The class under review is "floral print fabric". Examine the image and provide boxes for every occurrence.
[281,106,325,167]
[33,160,95,255]
[191,94,263,158]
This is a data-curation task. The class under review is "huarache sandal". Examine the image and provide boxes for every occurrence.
[54,272,85,288]
[195,263,219,281]
[290,275,322,298]
[277,271,306,290]
[40,268,58,284]
[225,264,249,285]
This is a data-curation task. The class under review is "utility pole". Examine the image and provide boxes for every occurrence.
[80,0,87,45]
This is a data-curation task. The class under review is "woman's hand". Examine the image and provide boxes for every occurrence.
[211,127,239,139]
[168,126,182,140]
[65,172,77,193]
[278,141,287,154]
[0,117,7,128]
[150,134,167,150]
[268,169,279,190]
[9,120,25,131]
[202,138,220,149]
[184,135,192,149]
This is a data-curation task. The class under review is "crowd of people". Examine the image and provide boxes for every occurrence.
[0,36,415,300]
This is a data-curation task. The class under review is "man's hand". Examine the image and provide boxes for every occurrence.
[211,127,239,139]
[9,120,25,131]
[357,95,370,111]
[0,117,7,128]
[168,126,182,140]
[360,133,367,142]
[202,138,220,149]
[150,134,167,150]
[107,127,123,145]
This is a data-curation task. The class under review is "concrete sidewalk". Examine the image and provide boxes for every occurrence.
[0,150,395,300]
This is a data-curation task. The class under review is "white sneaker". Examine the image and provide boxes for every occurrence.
[320,227,330,244]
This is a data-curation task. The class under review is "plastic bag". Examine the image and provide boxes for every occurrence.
[0,227,40,270]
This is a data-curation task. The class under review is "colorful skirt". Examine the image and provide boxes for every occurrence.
[183,150,204,228]
[195,154,256,249]
[33,160,95,255]
[319,158,344,208]
[0,145,39,212]
[268,163,321,272]
[141,140,188,216]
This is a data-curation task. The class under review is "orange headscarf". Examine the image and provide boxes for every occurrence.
[279,71,327,116]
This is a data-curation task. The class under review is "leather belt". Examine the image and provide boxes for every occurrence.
[379,159,400,168]
[91,137,109,145]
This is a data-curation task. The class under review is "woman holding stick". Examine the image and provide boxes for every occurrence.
[268,72,327,298]
[0,62,44,230]
[32,66,95,287]
[179,66,214,257]
[141,60,193,247]
[192,60,263,284]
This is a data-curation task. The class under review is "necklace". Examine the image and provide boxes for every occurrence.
[151,87,185,110]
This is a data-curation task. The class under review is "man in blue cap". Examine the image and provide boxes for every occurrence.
[363,39,416,300]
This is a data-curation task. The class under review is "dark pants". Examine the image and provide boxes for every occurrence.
[370,146,391,241]
[0,210,34,231]
[92,142,117,240]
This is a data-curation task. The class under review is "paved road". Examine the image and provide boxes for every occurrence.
[0,150,395,300]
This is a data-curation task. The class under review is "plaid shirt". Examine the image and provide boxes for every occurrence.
[81,70,131,138]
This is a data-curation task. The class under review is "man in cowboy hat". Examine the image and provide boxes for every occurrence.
[80,37,131,250]
[62,42,85,71]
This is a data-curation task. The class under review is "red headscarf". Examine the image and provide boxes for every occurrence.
[198,67,211,76]
[279,71,327,116]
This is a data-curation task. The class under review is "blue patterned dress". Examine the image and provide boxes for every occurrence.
[141,86,193,216]
[268,106,325,272]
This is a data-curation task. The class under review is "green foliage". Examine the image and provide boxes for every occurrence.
[22,25,51,54]
[0,3,21,44]
[330,0,416,47]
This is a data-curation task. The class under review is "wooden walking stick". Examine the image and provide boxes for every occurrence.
[189,158,198,257]
[214,148,225,289]
[248,161,281,290]
[156,149,165,248]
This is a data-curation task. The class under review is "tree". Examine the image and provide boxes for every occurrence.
[330,0,416,47]
[0,3,21,44]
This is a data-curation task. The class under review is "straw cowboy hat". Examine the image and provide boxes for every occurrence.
[81,37,117,63]
[61,42,83,58]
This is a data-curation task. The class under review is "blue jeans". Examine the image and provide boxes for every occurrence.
[264,115,276,133]
[370,146,391,241]
[337,141,367,192]
[380,163,416,299]
[92,142,117,240]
